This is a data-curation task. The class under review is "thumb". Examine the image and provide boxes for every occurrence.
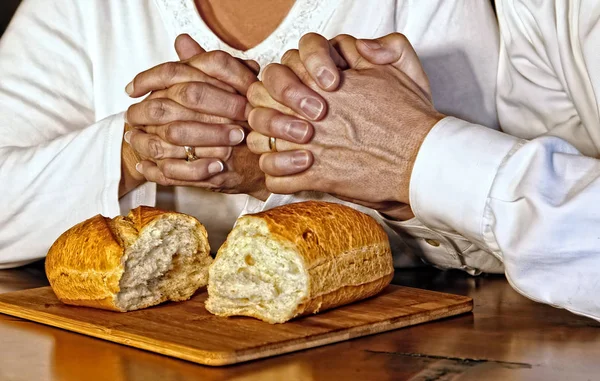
[356,33,431,99]
[174,34,206,60]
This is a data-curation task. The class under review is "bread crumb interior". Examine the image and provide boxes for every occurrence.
[206,219,308,323]
[116,216,209,311]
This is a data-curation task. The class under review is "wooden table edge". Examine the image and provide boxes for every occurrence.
[0,297,472,366]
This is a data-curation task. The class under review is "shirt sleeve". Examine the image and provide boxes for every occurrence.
[411,116,600,320]
[495,0,600,158]
[0,0,125,268]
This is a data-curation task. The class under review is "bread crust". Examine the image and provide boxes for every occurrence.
[211,201,394,322]
[45,206,209,311]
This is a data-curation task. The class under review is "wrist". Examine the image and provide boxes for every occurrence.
[395,111,445,204]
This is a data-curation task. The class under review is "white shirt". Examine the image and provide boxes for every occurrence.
[0,0,499,267]
[387,0,600,320]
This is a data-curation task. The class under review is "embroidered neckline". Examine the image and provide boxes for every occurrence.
[154,0,337,69]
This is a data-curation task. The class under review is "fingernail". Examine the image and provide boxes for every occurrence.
[123,131,132,144]
[316,67,336,89]
[359,39,382,50]
[208,161,224,174]
[291,152,309,167]
[285,121,310,142]
[300,97,324,120]
[125,81,134,95]
[229,128,245,145]
[135,163,142,173]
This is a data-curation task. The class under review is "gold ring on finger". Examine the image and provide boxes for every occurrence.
[268,136,278,152]
[184,146,198,162]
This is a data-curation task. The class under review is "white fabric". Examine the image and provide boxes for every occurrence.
[0,0,499,268]
[401,0,600,320]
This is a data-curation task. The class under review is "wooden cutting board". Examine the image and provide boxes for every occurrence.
[0,285,471,366]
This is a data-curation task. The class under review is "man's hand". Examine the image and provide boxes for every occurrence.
[121,34,269,200]
[246,33,444,215]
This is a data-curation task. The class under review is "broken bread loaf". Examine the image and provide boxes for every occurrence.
[45,206,212,312]
[205,201,394,324]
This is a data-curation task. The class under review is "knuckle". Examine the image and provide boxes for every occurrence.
[280,82,301,103]
[227,95,247,117]
[302,50,322,64]
[146,99,168,121]
[125,106,134,125]
[180,82,207,106]
[164,122,184,144]
[147,137,164,159]
[156,172,173,186]
[161,62,180,82]
[269,114,285,135]
[207,50,231,70]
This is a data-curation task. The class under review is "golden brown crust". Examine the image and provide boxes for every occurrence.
[45,206,208,312]
[246,201,390,270]
[295,272,394,318]
[127,205,170,232]
[45,214,125,309]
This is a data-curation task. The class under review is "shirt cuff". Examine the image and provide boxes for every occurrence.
[409,117,521,247]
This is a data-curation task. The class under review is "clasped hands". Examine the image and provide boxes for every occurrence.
[123,33,444,220]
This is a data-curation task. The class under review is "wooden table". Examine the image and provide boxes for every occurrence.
[1,262,598,381]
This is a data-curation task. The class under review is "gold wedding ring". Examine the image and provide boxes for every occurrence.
[184,146,198,162]
[268,136,278,152]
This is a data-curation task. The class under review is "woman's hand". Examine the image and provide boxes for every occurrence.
[121,35,269,200]
[246,33,444,216]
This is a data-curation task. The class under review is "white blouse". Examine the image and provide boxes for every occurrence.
[0,0,499,267]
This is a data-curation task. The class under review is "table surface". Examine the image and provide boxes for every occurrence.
[1,263,598,381]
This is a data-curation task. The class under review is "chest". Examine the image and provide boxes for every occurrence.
[195,0,296,51]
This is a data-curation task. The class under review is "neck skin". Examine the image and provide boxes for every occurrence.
[195,0,296,51]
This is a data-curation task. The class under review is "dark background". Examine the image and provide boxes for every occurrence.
[1,1,496,39]
[1,0,21,37]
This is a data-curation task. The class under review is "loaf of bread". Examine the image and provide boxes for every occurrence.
[205,201,394,324]
[45,206,212,312]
